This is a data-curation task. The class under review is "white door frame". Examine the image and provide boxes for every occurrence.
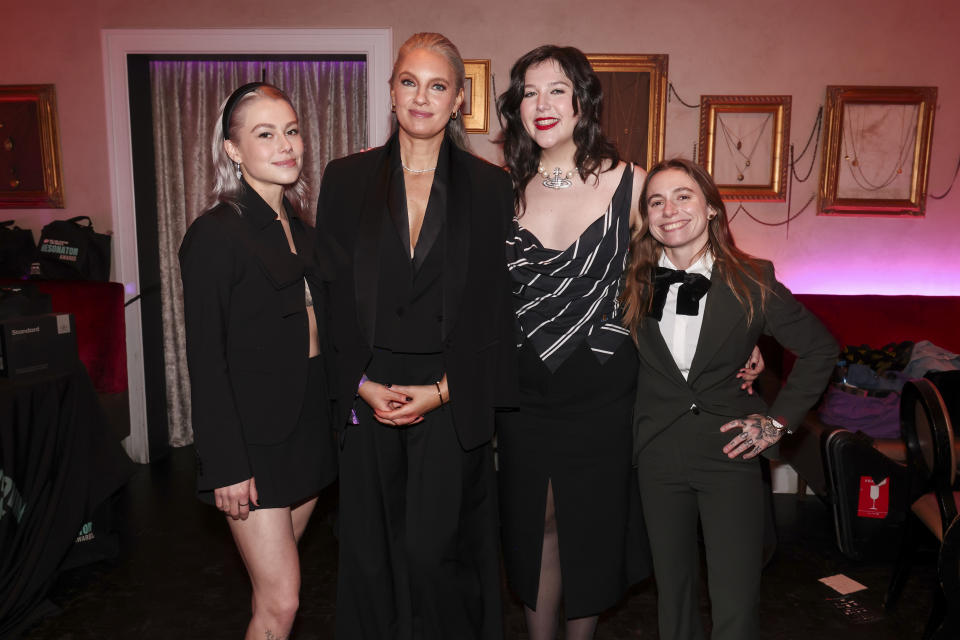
[102,28,393,462]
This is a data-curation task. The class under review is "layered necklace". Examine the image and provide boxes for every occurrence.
[717,114,772,182]
[538,161,576,189]
[841,104,916,192]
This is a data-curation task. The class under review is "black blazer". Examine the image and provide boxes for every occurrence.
[632,261,837,459]
[179,185,321,491]
[316,134,518,451]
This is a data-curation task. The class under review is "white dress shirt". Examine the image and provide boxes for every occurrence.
[657,252,714,380]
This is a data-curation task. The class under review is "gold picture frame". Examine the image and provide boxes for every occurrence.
[461,59,490,134]
[587,54,668,170]
[698,95,791,202]
[819,85,937,217]
[0,84,65,208]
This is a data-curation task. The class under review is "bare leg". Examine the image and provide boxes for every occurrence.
[291,496,318,542]
[250,497,318,627]
[229,505,310,640]
[525,479,561,640]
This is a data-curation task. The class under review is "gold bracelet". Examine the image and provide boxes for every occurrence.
[435,381,444,406]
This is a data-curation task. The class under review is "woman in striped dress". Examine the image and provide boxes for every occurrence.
[495,46,762,640]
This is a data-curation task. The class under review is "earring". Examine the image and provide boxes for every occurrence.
[234,162,242,180]
[391,103,396,112]
[450,110,460,121]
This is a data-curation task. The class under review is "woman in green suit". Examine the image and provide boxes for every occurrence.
[621,158,837,640]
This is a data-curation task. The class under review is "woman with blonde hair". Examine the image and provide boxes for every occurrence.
[316,33,516,639]
[180,82,336,639]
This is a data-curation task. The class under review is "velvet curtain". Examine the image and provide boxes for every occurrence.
[150,59,367,448]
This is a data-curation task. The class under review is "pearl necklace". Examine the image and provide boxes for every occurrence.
[402,162,437,174]
[538,162,575,189]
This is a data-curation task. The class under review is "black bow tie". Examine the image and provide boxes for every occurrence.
[649,266,711,321]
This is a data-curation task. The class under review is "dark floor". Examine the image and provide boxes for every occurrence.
[20,446,937,639]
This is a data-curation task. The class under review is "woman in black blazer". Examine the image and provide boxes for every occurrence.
[315,33,517,639]
[179,83,336,639]
[621,158,837,640]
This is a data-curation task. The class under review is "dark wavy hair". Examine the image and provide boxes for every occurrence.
[496,45,619,214]
[620,158,771,338]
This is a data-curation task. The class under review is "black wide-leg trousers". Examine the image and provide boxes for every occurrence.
[335,351,502,640]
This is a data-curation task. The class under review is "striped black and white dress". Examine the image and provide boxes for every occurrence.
[498,164,651,618]
[506,164,633,372]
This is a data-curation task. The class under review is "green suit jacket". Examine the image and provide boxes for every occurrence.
[632,260,837,462]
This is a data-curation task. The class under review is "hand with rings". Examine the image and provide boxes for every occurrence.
[719,413,783,460]
[213,476,258,520]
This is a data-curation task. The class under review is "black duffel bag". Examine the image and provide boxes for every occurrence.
[0,284,53,321]
[33,216,111,281]
[0,220,36,278]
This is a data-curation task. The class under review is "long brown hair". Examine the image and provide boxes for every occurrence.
[620,158,770,339]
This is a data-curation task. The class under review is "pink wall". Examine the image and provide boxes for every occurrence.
[4,0,959,294]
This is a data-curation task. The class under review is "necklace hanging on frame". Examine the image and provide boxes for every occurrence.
[539,162,574,189]
[717,113,772,182]
[841,103,916,192]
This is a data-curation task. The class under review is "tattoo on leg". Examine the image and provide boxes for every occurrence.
[265,631,289,640]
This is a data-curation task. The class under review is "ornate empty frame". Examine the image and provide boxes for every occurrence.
[698,95,791,202]
[587,54,668,171]
[819,85,937,216]
[0,84,65,208]
[461,59,490,134]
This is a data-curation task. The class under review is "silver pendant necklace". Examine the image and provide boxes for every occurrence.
[538,162,574,189]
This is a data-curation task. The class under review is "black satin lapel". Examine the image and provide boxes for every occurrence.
[354,148,392,348]
[387,168,412,258]
[413,176,446,271]
[441,148,470,340]
[687,275,744,382]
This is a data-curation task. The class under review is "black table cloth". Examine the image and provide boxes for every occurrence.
[0,364,134,636]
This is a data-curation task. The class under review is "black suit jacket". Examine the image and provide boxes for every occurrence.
[633,261,837,460]
[179,185,321,491]
[316,134,518,451]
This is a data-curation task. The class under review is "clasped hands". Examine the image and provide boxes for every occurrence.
[358,377,447,427]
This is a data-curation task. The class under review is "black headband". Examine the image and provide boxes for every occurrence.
[221,82,267,140]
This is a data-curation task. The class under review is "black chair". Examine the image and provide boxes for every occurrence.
[886,377,960,639]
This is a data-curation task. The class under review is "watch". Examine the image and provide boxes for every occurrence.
[766,416,790,436]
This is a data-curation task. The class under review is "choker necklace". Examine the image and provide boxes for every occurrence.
[538,162,575,189]
[402,162,437,174]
